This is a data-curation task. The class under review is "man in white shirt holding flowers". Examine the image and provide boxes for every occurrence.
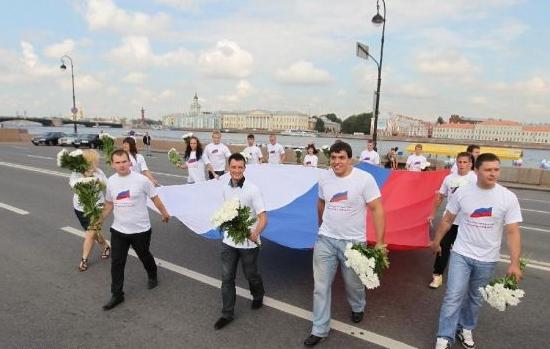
[214,152,267,330]
[304,141,386,347]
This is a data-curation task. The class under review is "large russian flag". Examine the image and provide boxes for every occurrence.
[152,164,448,250]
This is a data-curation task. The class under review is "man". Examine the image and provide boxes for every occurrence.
[427,152,477,289]
[142,132,152,156]
[304,141,386,347]
[204,130,231,179]
[266,134,285,164]
[214,153,267,330]
[100,149,170,310]
[359,139,380,166]
[406,144,428,171]
[432,153,523,349]
[242,134,263,164]
[451,145,480,174]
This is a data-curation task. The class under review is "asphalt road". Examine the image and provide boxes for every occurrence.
[1,143,549,349]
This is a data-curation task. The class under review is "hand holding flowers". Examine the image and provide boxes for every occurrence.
[211,197,259,246]
[344,243,389,289]
[167,148,182,166]
[57,149,90,173]
[479,259,527,311]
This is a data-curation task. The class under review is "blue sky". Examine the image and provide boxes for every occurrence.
[1,0,549,123]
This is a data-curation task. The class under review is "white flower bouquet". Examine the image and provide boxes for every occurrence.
[167,148,182,166]
[71,176,107,243]
[57,149,90,173]
[479,260,526,311]
[99,133,116,164]
[344,243,390,289]
[321,145,330,160]
[182,132,194,140]
[211,197,258,246]
[240,151,252,163]
[295,148,303,164]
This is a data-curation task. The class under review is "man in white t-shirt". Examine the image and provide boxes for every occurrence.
[450,144,480,174]
[242,134,263,164]
[266,134,285,164]
[100,149,170,311]
[427,152,477,289]
[204,130,231,179]
[304,141,386,347]
[406,144,428,172]
[214,153,267,330]
[359,139,380,166]
[432,153,523,349]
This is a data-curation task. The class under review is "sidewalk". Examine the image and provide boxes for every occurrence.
[501,181,550,192]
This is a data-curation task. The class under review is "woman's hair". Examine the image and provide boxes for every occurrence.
[184,136,203,161]
[82,149,100,167]
[122,137,138,158]
[306,143,318,154]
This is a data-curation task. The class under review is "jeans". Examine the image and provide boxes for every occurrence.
[220,243,264,319]
[433,224,458,275]
[145,144,151,156]
[311,235,366,337]
[437,251,496,342]
[110,228,157,297]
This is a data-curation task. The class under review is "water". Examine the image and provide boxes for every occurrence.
[14,125,550,169]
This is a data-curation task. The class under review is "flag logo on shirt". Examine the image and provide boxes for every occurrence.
[470,207,492,218]
[188,158,197,164]
[212,149,218,154]
[270,150,275,154]
[414,161,421,165]
[116,190,130,200]
[306,161,311,165]
[330,191,348,203]
[364,157,370,161]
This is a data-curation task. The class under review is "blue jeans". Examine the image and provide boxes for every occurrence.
[437,251,496,342]
[311,235,366,337]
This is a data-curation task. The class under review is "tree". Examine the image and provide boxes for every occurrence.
[341,112,372,134]
[322,113,342,124]
[436,116,445,125]
[314,118,325,132]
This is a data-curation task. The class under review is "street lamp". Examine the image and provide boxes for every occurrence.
[60,55,78,134]
[356,0,386,149]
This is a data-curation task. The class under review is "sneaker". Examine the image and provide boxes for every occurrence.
[304,334,326,347]
[429,274,443,289]
[456,329,475,349]
[435,337,450,349]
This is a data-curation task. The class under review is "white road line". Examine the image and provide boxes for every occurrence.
[27,155,55,160]
[521,208,550,214]
[498,257,550,272]
[0,161,70,177]
[152,171,187,179]
[521,225,550,233]
[60,226,416,349]
[0,202,29,215]
[500,254,550,268]
[519,198,550,203]
[9,145,27,150]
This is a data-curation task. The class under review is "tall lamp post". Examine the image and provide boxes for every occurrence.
[356,0,386,148]
[60,55,78,134]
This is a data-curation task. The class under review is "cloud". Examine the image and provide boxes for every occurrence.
[219,80,253,103]
[20,41,58,78]
[109,36,194,67]
[44,39,75,58]
[122,72,147,84]
[197,40,254,79]
[416,51,480,80]
[155,0,198,12]
[275,60,333,85]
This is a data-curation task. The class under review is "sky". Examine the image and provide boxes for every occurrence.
[1,0,549,123]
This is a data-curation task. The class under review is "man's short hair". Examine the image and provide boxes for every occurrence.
[367,139,373,144]
[212,130,221,135]
[415,144,423,149]
[475,153,500,169]
[456,151,472,161]
[466,144,480,153]
[329,141,352,158]
[228,152,246,165]
[111,149,129,161]
[247,134,255,139]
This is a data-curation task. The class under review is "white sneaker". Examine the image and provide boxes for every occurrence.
[435,337,450,349]
[456,328,475,349]
[429,274,443,289]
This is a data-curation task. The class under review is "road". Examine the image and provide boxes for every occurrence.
[1,143,549,349]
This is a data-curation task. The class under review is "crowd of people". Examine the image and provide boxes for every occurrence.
[66,133,523,349]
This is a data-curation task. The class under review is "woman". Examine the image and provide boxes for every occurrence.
[177,136,209,183]
[303,144,319,167]
[386,147,398,170]
[69,149,110,272]
[122,136,160,186]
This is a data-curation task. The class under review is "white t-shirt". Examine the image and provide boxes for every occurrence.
[204,143,231,171]
[318,168,381,241]
[450,162,458,174]
[438,171,477,225]
[303,154,318,167]
[267,143,285,164]
[406,154,427,172]
[129,153,148,174]
[446,183,522,262]
[105,172,158,234]
[359,150,380,165]
[222,179,266,249]
[243,145,263,164]
[70,168,108,211]
[186,150,207,183]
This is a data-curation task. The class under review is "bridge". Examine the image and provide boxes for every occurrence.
[0,116,123,128]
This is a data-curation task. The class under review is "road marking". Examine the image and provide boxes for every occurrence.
[0,161,70,177]
[519,198,550,204]
[60,226,416,349]
[9,145,27,150]
[152,171,187,179]
[27,154,55,160]
[499,255,550,272]
[521,225,550,233]
[521,208,550,214]
[0,202,29,215]
[500,254,550,268]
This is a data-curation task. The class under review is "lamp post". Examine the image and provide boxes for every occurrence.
[356,0,386,149]
[60,55,78,134]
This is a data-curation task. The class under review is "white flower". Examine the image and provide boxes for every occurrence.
[421,161,431,170]
[450,176,468,188]
[210,197,240,227]
[321,145,330,150]
[99,132,114,140]
[479,282,525,311]
[182,132,194,139]
[295,149,303,154]
[56,149,68,167]
[240,151,252,161]
[69,149,83,157]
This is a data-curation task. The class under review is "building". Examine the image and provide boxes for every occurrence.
[220,110,310,131]
[162,93,220,129]
[385,114,432,137]
[318,115,341,133]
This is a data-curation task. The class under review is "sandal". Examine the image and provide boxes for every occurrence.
[101,246,111,260]
[78,258,88,272]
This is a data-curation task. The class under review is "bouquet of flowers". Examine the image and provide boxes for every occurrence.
[71,176,107,243]
[240,151,252,163]
[167,148,182,166]
[479,260,527,311]
[211,197,258,246]
[182,132,194,141]
[57,149,90,173]
[344,243,390,289]
[321,145,330,161]
[295,148,303,164]
[99,133,116,164]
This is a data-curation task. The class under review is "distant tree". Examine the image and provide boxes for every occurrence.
[315,118,326,132]
[341,112,372,134]
[322,113,342,124]
[436,116,445,125]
